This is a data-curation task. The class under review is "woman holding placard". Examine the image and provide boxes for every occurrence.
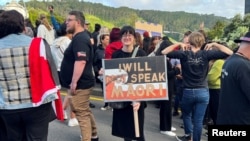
[110,25,147,141]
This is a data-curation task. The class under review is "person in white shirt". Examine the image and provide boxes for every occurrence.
[50,22,78,127]
[37,14,55,45]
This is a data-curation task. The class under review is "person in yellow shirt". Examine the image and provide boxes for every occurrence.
[207,58,225,125]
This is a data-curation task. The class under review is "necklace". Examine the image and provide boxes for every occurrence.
[236,52,249,60]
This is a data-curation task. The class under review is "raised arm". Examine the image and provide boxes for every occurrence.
[161,42,187,55]
[205,42,233,55]
[49,6,60,31]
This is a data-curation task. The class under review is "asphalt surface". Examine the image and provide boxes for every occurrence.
[48,83,208,141]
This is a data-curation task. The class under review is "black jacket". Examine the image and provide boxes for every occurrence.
[93,45,105,81]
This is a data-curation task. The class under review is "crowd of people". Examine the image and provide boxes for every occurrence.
[0,7,250,141]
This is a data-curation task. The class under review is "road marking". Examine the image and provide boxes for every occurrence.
[60,91,104,101]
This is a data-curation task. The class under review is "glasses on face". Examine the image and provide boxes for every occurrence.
[122,34,133,38]
[66,18,77,23]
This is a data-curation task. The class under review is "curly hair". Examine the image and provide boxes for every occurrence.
[0,10,25,38]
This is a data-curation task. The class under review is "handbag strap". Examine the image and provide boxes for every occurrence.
[131,46,139,58]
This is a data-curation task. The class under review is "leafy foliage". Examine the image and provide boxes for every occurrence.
[207,21,226,41]
[24,0,229,34]
[222,14,250,49]
[23,0,250,48]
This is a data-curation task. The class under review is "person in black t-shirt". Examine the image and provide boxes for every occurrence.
[161,31,233,141]
[60,11,98,141]
[217,32,250,125]
[111,26,147,141]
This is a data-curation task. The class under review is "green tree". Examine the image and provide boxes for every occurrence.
[225,26,248,49]
[24,0,230,37]
[223,14,242,39]
[242,13,250,29]
[207,21,226,41]
[221,13,250,49]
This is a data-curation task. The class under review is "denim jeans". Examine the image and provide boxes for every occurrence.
[181,88,209,141]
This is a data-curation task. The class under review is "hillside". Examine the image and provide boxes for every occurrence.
[24,1,230,35]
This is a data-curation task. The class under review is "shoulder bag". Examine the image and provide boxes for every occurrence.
[109,46,139,109]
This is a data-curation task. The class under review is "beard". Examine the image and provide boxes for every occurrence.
[66,26,75,34]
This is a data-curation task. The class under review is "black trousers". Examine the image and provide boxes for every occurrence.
[159,91,173,131]
[208,89,220,125]
[0,102,55,141]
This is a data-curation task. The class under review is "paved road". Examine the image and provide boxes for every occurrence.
[48,85,208,141]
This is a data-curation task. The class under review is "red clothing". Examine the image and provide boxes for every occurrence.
[105,41,123,59]
[29,38,63,121]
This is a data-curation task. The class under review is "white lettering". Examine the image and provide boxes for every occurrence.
[212,129,219,136]
[212,129,247,136]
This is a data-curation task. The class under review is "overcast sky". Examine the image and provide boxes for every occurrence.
[0,0,245,19]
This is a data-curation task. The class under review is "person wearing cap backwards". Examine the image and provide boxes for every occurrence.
[84,20,94,46]
[217,32,250,125]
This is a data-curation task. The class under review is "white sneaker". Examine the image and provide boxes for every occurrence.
[171,127,177,131]
[63,110,68,120]
[100,106,111,111]
[68,118,79,127]
[160,131,176,136]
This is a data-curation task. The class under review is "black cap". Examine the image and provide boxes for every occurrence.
[234,32,250,43]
